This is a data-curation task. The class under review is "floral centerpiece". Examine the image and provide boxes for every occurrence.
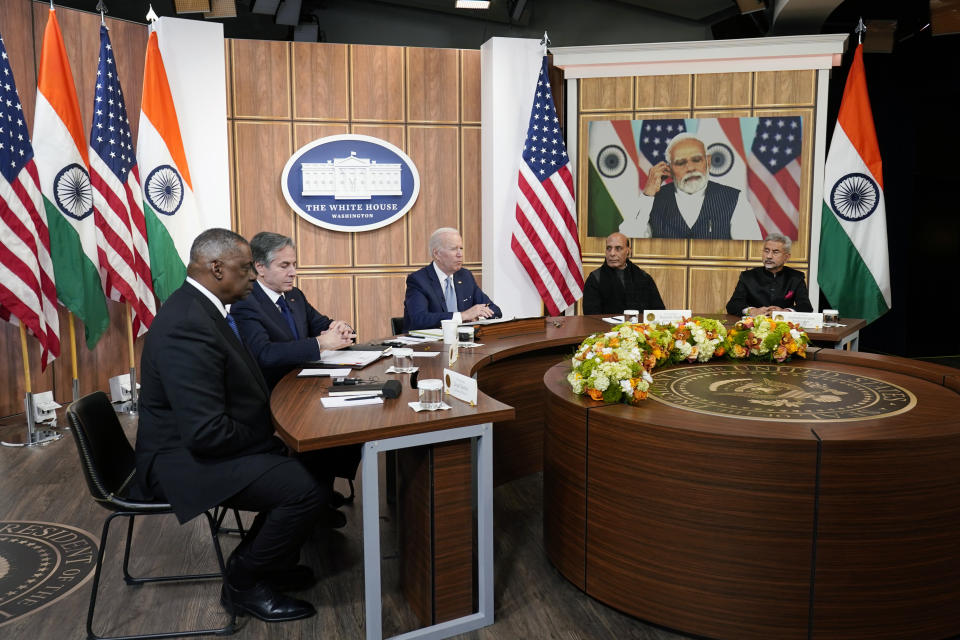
[568,316,809,405]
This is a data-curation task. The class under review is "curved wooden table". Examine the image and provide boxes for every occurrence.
[543,352,960,640]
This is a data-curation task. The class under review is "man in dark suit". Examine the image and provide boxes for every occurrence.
[726,233,813,316]
[582,232,664,315]
[231,232,354,389]
[403,227,502,331]
[619,134,762,240]
[135,228,322,623]
[231,231,361,512]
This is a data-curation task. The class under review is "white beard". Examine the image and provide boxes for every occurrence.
[677,171,708,195]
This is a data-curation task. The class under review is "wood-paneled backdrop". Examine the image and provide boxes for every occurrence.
[0,1,483,417]
[576,71,817,314]
[227,40,481,344]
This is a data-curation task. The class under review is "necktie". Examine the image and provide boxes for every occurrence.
[226,313,242,342]
[277,295,299,339]
[444,276,457,313]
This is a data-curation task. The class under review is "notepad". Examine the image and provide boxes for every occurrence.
[316,350,384,368]
[298,368,351,377]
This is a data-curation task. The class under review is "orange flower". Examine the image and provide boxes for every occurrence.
[587,388,604,401]
[609,337,620,347]
[603,353,618,362]
[715,346,726,357]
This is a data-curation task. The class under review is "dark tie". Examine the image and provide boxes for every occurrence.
[277,295,299,339]
[226,313,242,342]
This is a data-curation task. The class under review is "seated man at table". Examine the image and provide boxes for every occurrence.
[582,232,664,315]
[725,233,813,316]
[135,228,323,622]
[231,231,362,512]
[231,231,354,389]
[403,227,502,331]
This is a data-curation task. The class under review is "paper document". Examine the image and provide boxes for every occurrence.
[298,368,351,377]
[392,335,438,344]
[410,351,441,358]
[316,350,383,367]
[321,396,383,408]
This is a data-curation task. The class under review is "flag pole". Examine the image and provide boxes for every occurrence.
[125,303,138,414]
[68,311,79,402]
[0,325,63,447]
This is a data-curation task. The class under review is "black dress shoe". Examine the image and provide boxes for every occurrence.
[319,506,347,529]
[221,581,316,622]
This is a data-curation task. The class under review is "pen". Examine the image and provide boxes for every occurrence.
[344,395,381,401]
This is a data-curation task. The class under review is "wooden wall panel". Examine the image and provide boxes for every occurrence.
[461,127,482,263]
[351,124,407,267]
[642,265,687,310]
[635,75,691,110]
[689,267,744,314]
[693,72,752,109]
[233,122,294,239]
[293,124,352,268]
[755,70,816,107]
[297,276,355,330]
[292,42,348,121]
[580,77,633,112]
[407,47,459,123]
[690,239,748,260]
[461,50,481,123]
[355,275,407,341]
[231,39,290,118]
[407,127,459,266]
[351,44,404,122]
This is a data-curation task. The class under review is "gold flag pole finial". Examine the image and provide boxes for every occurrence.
[855,17,866,45]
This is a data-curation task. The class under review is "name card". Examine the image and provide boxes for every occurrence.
[771,311,824,329]
[447,341,459,365]
[644,309,691,325]
[443,368,477,406]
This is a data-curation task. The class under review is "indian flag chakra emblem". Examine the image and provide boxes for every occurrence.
[649,364,915,422]
[830,172,880,222]
[145,164,185,215]
[53,162,94,220]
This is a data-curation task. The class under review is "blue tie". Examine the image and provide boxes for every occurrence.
[277,295,299,339]
[226,313,241,342]
[444,276,457,313]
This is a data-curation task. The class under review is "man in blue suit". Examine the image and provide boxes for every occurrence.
[231,232,354,390]
[231,231,360,520]
[403,227,502,332]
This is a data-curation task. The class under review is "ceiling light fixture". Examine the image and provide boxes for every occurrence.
[456,1,491,9]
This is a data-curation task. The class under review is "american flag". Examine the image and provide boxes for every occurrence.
[88,25,156,337]
[0,34,60,369]
[637,118,686,190]
[510,57,583,316]
[747,116,802,239]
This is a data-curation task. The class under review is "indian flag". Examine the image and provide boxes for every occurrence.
[32,7,109,349]
[138,29,202,302]
[587,120,641,237]
[818,44,890,324]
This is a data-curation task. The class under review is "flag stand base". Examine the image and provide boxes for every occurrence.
[1,429,63,448]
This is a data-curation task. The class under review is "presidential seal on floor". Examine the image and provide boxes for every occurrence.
[0,521,97,627]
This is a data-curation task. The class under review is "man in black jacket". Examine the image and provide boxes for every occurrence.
[135,228,322,623]
[582,232,665,315]
[726,233,812,316]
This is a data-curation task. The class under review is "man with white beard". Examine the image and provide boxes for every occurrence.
[619,133,762,240]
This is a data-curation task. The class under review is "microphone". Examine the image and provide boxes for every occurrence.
[380,380,402,399]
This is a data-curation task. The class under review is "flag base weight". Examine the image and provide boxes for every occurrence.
[1,429,63,448]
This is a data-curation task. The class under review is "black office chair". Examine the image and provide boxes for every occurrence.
[390,316,404,336]
[66,391,236,640]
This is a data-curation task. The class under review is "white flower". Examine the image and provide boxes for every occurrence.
[592,374,610,391]
[620,379,633,393]
[641,369,653,384]
[790,328,801,341]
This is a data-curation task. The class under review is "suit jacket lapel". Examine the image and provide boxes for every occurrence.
[253,285,295,340]
[427,267,447,311]
[187,287,270,397]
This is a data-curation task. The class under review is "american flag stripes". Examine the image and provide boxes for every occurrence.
[510,57,583,316]
[89,25,156,337]
[0,34,60,369]
[747,116,802,239]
